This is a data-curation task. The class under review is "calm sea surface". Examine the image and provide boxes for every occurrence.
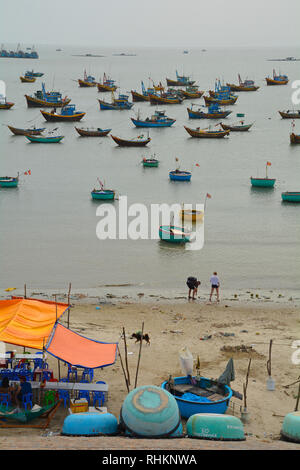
[0,45,299,293]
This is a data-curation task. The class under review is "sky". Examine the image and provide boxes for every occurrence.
[1,0,299,48]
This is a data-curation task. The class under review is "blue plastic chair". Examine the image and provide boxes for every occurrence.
[92,381,106,407]
[58,379,70,408]
[67,365,78,382]
[81,368,94,383]
[0,393,11,409]
[42,370,52,381]
[22,393,33,410]
[77,381,90,404]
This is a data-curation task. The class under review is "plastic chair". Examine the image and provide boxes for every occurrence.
[67,365,77,382]
[92,381,106,407]
[58,379,70,408]
[43,390,56,406]
[22,393,33,410]
[42,370,53,381]
[77,381,90,405]
[0,393,11,409]
[81,368,94,383]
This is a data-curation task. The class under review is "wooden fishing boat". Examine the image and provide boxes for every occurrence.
[226,75,259,91]
[148,93,183,105]
[25,83,71,108]
[187,103,232,119]
[142,156,159,167]
[204,94,238,106]
[290,133,300,144]
[98,92,133,110]
[75,127,111,137]
[7,125,45,136]
[179,209,204,222]
[169,170,191,181]
[40,104,85,122]
[281,192,300,202]
[221,122,253,131]
[97,73,117,92]
[159,226,191,243]
[111,134,151,147]
[184,125,230,138]
[279,110,300,119]
[131,81,156,102]
[25,133,64,143]
[0,101,14,109]
[162,376,233,419]
[166,71,195,87]
[78,70,97,87]
[266,70,288,85]
[25,70,44,77]
[131,110,175,128]
[20,76,36,83]
[180,86,204,99]
[0,175,19,188]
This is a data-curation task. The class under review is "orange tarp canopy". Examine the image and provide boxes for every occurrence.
[46,323,118,369]
[0,298,69,350]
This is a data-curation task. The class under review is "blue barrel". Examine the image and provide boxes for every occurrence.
[281,411,300,443]
[62,412,118,436]
[120,385,183,438]
[186,413,245,441]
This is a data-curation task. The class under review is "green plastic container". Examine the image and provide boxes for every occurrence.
[281,411,300,443]
[186,413,245,441]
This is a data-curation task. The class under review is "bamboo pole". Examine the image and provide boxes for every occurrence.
[67,283,71,329]
[123,327,131,386]
[24,284,27,299]
[267,339,273,376]
[243,358,252,409]
[134,322,144,389]
[295,381,300,412]
[117,346,130,393]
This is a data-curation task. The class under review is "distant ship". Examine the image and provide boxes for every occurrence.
[0,43,38,58]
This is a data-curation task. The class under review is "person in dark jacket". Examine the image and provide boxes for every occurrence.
[186,276,201,300]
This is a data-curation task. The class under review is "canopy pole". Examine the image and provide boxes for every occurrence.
[117,346,130,393]
[123,327,131,386]
[67,283,71,329]
[58,359,61,381]
[24,284,27,299]
[134,322,144,388]
[54,294,57,322]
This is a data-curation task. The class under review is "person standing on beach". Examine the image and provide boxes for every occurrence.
[209,272,220,302]
[186,276,201,300]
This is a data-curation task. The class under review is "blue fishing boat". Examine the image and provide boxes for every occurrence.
[98,92,133,110]
[25,70,44,78]
[40,104,85,122]
[25,132,64,143]
[159,225,191,244]
[25,83,71,108]
[281,192,300,202]
[62,412,118,436]
[187,103,232,119]
[131,110,175,128]
[250,162,276,187]
[91,179,116,200]
[166,71,195,87]
[187,414,245,441]
[169,170,191,181]
[0,175,19,188]
[161,376,233,419]
[78,69,97,87]
[0,44,39,59]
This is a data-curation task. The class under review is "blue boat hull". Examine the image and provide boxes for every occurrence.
[250,178,276,188]
[169,172,191,181]
[62,412,118,436]
[161,376,233,419]
[131,118,175,128]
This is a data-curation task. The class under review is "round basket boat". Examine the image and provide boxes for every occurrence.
[62,412,118,436]
[120,385,183,438]
[186,413,245,441]
[281,411,300,443]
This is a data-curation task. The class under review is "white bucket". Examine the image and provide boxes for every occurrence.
[267,376,275,391]
[179,347,194,376]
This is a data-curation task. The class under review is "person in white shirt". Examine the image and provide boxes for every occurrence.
[209,272,220,302]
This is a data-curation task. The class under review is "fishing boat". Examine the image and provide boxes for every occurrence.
[187,103,232,119]
[166,71,195,87]
[250,162,276,188]
[142,155,159,167]
[0,175,19,188]
[279,110,300,119]
[161,376,233,419]
[226,74,259,91]
[91,179,116,200]
[20,75,36,83]
[0,94,14,109]
[7,125,45,136]
[75,127,111,137]
[131,81,156,102]
[204,94,237,106]
[78,70,97,87]
[25,70,44,77]
[169,170,191,181]
[220,116,253,131]
[266,70,289,85]
[281,192,300,202]
[184,125,230,138]
[180,86,204,99]
[159,226,191,244]
[98,92,133,110]
[24,130,64,143]
[290,121,300,143]
[131,110,175,128]
[97,73,117,92]
[148,93,183,105]
[111,134,151,147]
[25,83,71,108]
[40,104,85,122]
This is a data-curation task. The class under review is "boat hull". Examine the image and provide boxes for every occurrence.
[131,118,175,128]
[279,111,300,119]
[204,95,237,106]
[166,78,195,87]
[78,79,96,87]
[25,95,71,108]
[98,99,133,110]
[20,76,36,83]
[281,192,300,202]
[91,190,115,200]
[161,376,233,419]
[0,102,14,109]
[7,125,45,136]
[0,178,19,188]
[184,126,230,138]
[142,160,159,167]
[41,110,85,122]
[266,78,288,85]
[221,123,252,131]
[159,226,190,243]
[97,83,117,92]
[250,177,276,188]
[131,91,150,102]
[75,127,111,137]
[290,133,300,144]
[111,135,150,147]
[25,135,64,143]
[62,412,118,436]
[187,108,232,119]
[226,83,259,92]
[148,94,182,105]
[169,171,191,181]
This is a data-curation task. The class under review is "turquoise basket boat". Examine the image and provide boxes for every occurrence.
[281,411,300,443]
[0,176,19,188]
[25,134,64,143]
[169,170,191,181]
[161,376,233,419]
[91,189,115,200]
[250,177,276,188]
[186,413,245,441]
[119,385,183,438]
[62,412,118,436]
[281,191,300,202]
[142,157,159,167]
[159,225,191,244]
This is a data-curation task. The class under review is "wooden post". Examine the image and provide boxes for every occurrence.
[67,283,71,329]
[243,358,252,409]
[54,294,57,322]
[295,381,300,412]
[123,327,130,386]
[134,322,144,389]
[267,339,273,377]
[58,359,61,381]
[118,346,130,393]
[24,284,27,299]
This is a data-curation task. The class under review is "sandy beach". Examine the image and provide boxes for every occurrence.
[1,294,299,450]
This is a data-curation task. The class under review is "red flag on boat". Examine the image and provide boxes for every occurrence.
[206,193,212,198]
[24,170,31,175]
[195,163,200,167]
[266,162,271,166]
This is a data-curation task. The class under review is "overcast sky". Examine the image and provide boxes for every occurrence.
[1,0,299,48]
